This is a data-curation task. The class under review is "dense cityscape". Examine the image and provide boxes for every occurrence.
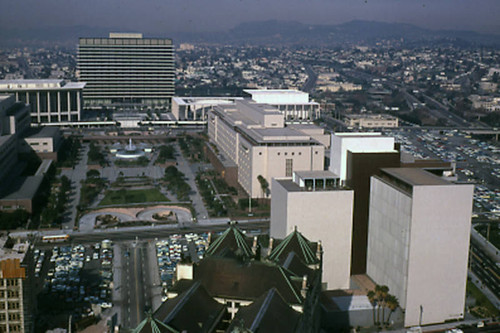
[0,8,499,333]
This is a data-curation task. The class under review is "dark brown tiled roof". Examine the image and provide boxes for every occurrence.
[154,281,226,333]
[268,229,319,266]
[133,313,178,333]
[206,224,255,259]
[195,256,303,305]
[280,251,317,282]
[226,288,301,333]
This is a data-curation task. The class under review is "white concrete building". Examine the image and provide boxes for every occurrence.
[0,79,85,124]
[171,97,243,121]
[366,168,474,327]
[270,171,354,290]
[329,133,396,182]
[208,100,326,198]
[243,89,320,122]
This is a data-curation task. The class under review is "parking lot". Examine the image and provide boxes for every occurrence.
[34,240,114,331]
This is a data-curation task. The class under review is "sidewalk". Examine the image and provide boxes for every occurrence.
[146,241,163,312]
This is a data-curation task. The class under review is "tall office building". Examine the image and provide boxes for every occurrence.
[366,168,474,327]
[78,33,174,108]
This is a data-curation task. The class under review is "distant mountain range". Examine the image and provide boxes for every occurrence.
[1,20,500,48]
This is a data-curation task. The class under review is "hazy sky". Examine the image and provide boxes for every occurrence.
[1,0,499,34]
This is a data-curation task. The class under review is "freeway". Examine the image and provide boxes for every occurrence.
[301,65,318,93]
[469,241,500,300]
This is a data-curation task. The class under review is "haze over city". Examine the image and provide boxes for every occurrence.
[1,0,500,35]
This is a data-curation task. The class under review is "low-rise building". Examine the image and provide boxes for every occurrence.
[0,79,85,124]
[208,100,326,198]
[344,114,399,128]
[23,127,62,161]
[243,89,320,122]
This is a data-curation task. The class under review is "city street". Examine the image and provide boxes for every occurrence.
[120,242,150,329]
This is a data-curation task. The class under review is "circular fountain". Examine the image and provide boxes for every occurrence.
[113,139,150,159]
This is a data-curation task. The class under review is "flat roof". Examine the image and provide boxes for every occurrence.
[0,134,15,147]
[0,79,85,90]
[334,132,383,138]
[1,176,44,200]
[27,126,60,139]
[381,168,450,186]
[244,89,308,95]
[294,170,339,179]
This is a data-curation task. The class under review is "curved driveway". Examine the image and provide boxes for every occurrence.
[136,207,192,224]
[79,206,193,231]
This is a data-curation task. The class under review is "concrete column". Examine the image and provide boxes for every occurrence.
[36,92,41,123]
[47,91,51,122]
[185,106,188,120]
[57,91,61,122]
[67,91,71,120]
[77,91,81,121]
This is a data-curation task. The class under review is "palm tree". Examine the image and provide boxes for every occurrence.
[367,290,377,325]
[257,175,269,200]
[385,294,399,326]
[379,285,389,326]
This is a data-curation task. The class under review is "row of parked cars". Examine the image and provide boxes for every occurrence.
[43,240,114,311]
[156,233,209,300]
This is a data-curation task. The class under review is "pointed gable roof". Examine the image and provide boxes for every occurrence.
[195,256,304,305]
[133,313,178,333]
[206,223,254,259]
[154,281,226,333]
[226,288,301,333]
[268,228,319,266]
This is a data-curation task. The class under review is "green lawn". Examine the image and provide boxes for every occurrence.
[99,189,168,206]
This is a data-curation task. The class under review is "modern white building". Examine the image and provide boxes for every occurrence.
[243,89,320,122]
[0,79,85,124]
[329,133,396,182]
[78,33,174,108]
[366,168,474,327]
[171,97,243,121]
[208,100,327,198]
[270,171,354,290]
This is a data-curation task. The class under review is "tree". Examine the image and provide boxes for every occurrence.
[86,169,100,178]
[367,290,377,325]
[385,294,399,326]
[257,175,269,199]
